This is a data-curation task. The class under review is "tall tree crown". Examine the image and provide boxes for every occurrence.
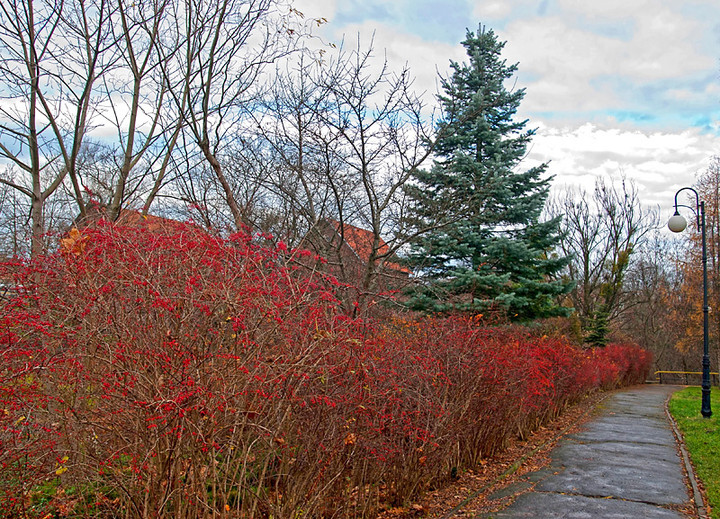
[402,24,571,319]
[436,27,528,162]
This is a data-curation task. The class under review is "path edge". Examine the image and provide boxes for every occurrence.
[438,390,613,518]
[664,388,708,519]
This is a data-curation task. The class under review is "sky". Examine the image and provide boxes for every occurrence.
[294,0,720,217]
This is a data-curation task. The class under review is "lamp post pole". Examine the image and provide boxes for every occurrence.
[668,187,712,418]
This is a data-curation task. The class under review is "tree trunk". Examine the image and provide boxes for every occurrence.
[30,194,44,258]
[199,139,245,231]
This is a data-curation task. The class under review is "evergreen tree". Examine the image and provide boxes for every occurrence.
[403,25,571,319]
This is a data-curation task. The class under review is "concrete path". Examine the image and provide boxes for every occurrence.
[481,385,696,518]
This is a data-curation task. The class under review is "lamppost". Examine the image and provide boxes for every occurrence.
[668,187,712,418]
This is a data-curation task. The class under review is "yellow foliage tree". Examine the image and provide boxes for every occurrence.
[674,157,720,377]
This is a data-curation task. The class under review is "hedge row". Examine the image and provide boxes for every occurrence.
[0,222,651,517]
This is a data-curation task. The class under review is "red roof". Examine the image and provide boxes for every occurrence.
[63,210,198,255]
[115,210,189,233]
[328,220,409,274]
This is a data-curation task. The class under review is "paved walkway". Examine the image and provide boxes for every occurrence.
[481,385,697,518]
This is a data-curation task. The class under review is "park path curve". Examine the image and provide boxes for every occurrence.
[481,385,697,518]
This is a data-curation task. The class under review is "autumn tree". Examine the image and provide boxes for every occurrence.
[617,232,691,370]
[671,157,720,373]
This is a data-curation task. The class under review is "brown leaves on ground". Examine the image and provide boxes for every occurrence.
[376,391,608,518]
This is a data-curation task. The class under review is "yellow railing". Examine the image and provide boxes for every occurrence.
[655,371,720,385]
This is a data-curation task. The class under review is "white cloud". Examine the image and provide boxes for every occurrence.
[489,2,717,119]
[556,0,653,19]
[627,7,714,80]
[531,122,718,207]
[472,0,514,20]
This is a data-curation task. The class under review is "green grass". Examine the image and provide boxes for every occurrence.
[668,386,720,519]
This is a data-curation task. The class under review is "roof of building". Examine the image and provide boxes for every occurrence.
[328,220,410,274]
[115,210,189,233]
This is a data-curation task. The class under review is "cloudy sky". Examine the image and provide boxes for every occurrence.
[295,0,720,215]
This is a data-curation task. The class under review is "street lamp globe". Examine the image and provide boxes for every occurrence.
[668,212,687,233]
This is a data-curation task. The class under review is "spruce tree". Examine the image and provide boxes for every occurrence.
[403,25,571,319]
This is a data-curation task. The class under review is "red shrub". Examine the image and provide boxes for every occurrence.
[0,222,652,518]
[593,342,653,387]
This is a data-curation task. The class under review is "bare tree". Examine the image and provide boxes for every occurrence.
[245,54,354,241]
[66,0,196,221]
[91,0,177,220]
[0,0,110,255]
[0,179,31,257]
[251,40,437,313]
[321,42,434,310]
[549,177,658,344]
[158,0,309,231]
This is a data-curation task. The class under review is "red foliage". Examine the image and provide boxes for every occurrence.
[0,222,652,518]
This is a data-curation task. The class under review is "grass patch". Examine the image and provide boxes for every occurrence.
[668,386,720,518]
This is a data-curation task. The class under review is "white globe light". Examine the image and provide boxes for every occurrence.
[668,213,687,233]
